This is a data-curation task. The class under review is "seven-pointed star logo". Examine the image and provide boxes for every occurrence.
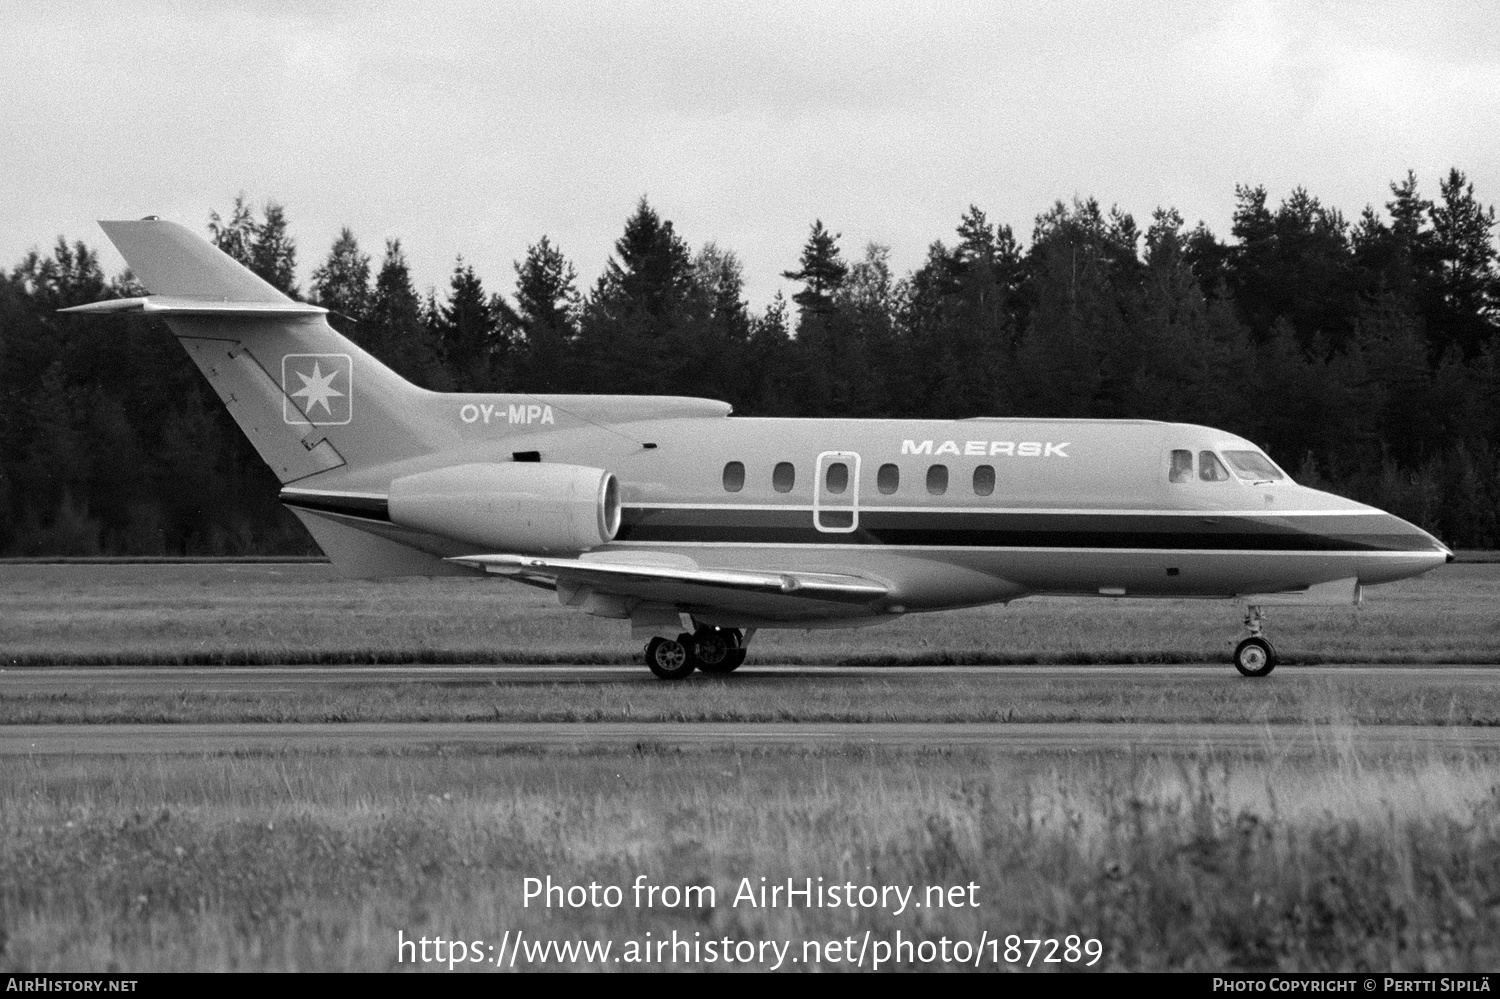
[282,353,352,425]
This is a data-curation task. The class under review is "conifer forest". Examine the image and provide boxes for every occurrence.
[2,170,1498,555]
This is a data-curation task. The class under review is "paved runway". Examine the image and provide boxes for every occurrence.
[5,664,1494,757]
[1,663,1494,694]
[6,720,1500,756]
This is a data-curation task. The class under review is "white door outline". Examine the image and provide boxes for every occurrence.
[813,451,861,533]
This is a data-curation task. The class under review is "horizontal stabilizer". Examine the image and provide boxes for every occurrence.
[448,552,889,604]
[61,296,326,318]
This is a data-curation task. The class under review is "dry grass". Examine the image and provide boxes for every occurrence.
[6,670,1500,726]
[4,563,1498,972]
[1,563,1496,666]
[2,737,1498,972]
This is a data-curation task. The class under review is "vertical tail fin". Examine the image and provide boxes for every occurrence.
[66,219,435,483]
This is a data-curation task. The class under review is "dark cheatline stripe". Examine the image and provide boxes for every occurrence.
[280,491,390,522]
[615,507,1438,553]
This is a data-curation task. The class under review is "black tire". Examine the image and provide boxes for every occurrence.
[1233,637,1277,677]
[694,628,746,675]
[645,636,695,680]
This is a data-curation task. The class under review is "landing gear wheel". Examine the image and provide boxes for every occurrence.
[693,628,746,675]
[645,636,695,680]
[1233,636,1277,678]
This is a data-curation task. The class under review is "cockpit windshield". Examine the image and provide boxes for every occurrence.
[1222,450,1286,481]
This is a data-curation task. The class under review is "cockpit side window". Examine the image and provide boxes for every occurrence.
[1198,451,1231,482]
[1223,450,1287,481]
[1169,449,1193,483]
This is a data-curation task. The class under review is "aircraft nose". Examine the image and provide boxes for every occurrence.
[1404,518,1453,563]
[1409,518,1453,560]
[1345,514,1453,585]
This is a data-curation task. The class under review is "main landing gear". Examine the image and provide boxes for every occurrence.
[1233,605,1278,678]
[645,626,747,680]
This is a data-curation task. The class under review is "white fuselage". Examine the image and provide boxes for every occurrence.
[288,407,1451,627]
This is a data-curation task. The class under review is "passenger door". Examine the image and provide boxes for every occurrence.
[814,451,860,533]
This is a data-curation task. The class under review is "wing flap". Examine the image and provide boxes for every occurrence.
[447,553,888,604]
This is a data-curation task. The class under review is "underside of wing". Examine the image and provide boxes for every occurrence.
[446,551,890,623]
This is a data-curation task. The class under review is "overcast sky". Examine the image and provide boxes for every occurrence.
[3,0,1497,310]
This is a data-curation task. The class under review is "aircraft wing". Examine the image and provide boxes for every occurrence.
[446,552,888,606]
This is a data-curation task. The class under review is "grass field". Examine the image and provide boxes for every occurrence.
[3,738,1498,972]
[1,562,1497,666]
[6,669,1500,727]
[3,563,1499,972]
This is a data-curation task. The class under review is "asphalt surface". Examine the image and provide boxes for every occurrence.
[1,663,1495,694]
[5,664,1495,757]
[6,720,1500,756]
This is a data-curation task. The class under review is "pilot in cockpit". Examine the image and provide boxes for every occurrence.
[1169,449,1193,483]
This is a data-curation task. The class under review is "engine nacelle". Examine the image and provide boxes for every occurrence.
[388,462,620,554]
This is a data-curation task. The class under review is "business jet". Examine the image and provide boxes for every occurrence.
[65,219,1453,679]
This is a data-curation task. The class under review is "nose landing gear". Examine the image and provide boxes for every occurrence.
[1233,605,1278,677]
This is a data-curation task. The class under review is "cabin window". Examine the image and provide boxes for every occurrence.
[824,461,849,494]
[926,464,948,495]
[877,463,900,495]
[1169,449,1193,483]
[973,465,995,496]
[1198,451,1231,482]
[772,461,796,493]
[722,461,745,492]
[1223,450,1286,481]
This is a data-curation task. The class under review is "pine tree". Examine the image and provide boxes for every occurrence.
[940,207,1020,416]
[1227,185,1358,349]
[366,239,448,389]
[1389,171,1434,252]
[1015,198,1135,417]
[692,242,750,336]
[311,227,372,323]
[687,242,754,409]
[508,236,581,393]
[208,195,257,268]
[577,198,698,394]
[744,292,795,415]
[1182,222,1232,300]
[596,197,694,319]
[782,220,847,319]
[1348,295,1436,466]
[11,237,108,310]
[433,259,504,390]
[1133,206,1217,422]
[514,236,581,332]
[208,196,299,297]
[250,202,299,297]
[1429,168,1499,357]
